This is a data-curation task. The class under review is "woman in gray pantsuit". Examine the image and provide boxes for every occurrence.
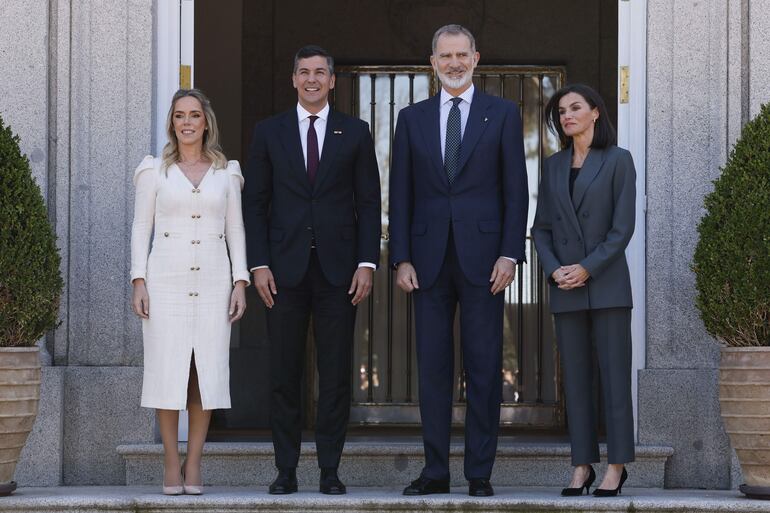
[532,84,636,497]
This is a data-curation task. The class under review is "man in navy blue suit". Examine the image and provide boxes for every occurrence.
[389,24,528,497]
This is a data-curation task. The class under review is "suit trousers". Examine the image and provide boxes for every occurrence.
[413,233,504,480]
[554,307,635,465]
[266,249,356,470]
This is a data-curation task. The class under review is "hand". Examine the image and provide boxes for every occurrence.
[131,279,150,319]
[395,262,419,293]
[229,281,247,322]
[252,268,277,308]
[489,257,516,295]
[348,267,374,305]
[557,264,590,290]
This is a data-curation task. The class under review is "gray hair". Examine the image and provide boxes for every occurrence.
[431,24,476,54]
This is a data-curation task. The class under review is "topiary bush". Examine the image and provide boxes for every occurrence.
[693,102,770,347]
[0,114,63,347]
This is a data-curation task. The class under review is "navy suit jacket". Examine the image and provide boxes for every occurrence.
[388,89,529,289]
[242,109,381,288]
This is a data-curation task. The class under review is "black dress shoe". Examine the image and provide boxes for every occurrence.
[402,475,450,495]
[593,467,628,497]
[561,465,596,496]
[468,478,494,497]
[268,469,298,495]
[319,468,346,495]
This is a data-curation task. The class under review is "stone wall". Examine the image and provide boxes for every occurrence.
[1,0,156,485]
[640,0,770,489]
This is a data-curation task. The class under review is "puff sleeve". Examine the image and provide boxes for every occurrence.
[224,160,250,285]
[129,155,159,283]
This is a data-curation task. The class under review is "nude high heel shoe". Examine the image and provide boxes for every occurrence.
[162,469,184,496]
[181,459,203,495]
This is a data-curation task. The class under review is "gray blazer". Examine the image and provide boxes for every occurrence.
[532,145,636,313]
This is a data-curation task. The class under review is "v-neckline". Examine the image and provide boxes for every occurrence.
[175,163,213,189]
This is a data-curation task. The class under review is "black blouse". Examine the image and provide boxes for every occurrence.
[569,167,581,198]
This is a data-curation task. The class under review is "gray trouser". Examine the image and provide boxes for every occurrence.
[554,307,635,465]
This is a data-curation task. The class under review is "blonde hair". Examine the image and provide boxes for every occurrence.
[161,88,228,171]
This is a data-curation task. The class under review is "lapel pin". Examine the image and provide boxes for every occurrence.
[333,130,343,134]
[484,117,489,122]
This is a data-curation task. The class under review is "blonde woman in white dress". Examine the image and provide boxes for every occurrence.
[130,89,249,495]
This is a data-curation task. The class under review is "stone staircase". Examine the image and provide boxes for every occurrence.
[117,441,673,489]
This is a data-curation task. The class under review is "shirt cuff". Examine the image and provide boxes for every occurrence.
[358,262,376,269]
[502,256,517,265]
[250,266,269,272]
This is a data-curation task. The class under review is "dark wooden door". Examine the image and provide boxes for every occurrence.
[195,0,617,435]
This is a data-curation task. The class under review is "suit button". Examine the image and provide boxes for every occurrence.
[577,237,582,242]
[164,232,169,237]
[188,292,194,296]
[196,240,201,244]
[556,215,561,221]
[582,212,589,218]
[191,240,195,244]
[306,226,312,231]
[194,292,199,297]
[191,189,196,193]
[190,267,195,271]
[197,215,201,218]
[219,234,223,238]
[196,266,200,271]
[561,239,568,245]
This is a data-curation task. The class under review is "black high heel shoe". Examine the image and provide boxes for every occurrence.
[561,465,595,496]
[593,467,628,497]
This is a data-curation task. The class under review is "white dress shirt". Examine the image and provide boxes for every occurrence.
[439,84,474,160]
[298,102,329,165]
[251,102,375,272]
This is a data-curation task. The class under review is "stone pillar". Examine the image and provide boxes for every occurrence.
[1,0,157,485]
[641,0,769,489]
[61,0,156,484]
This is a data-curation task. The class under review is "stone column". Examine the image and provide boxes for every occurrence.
[640,0,769,489]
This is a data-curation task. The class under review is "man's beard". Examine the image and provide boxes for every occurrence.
[437,68,473,90]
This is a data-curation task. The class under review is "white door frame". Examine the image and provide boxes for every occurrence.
[155,0,195,440]
[617,0,647,440]
[155,0,194,155]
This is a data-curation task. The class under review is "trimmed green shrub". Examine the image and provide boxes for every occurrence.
[0,115,63,347]
[693,103,770,347]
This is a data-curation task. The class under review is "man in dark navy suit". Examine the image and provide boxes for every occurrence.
[389,25,528,497]
[242,45,381,496]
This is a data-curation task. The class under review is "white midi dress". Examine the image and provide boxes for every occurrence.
[130,156,250,410]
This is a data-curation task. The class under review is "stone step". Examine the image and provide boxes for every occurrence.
[117,442,673,488]
[0,486,763,513]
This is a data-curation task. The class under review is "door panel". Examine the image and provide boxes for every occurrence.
[333,66,564,428]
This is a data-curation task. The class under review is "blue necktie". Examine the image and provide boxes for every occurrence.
[444,97,462,185]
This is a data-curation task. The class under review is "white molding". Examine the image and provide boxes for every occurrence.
[181,0,195,86]
[155,0,191,440]
[618,0,647,441]
[154,0,181,156]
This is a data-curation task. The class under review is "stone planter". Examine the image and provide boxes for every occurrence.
[720,346,770,499]
[0,347,40,496]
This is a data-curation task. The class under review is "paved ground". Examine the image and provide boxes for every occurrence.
[0,486,769,512]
